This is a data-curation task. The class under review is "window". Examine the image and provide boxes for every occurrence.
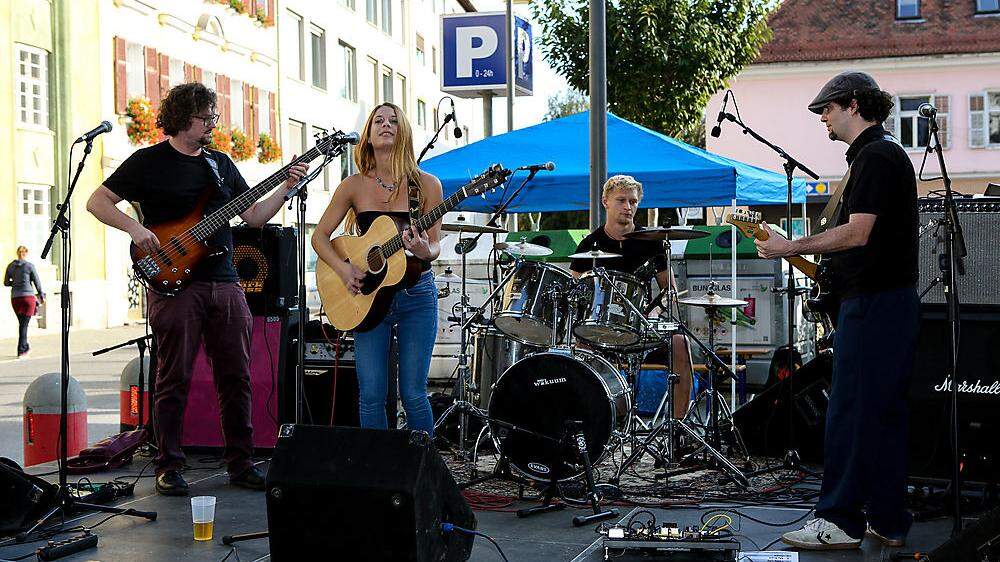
[394,74,406,111]
[310,25,327,90]
[896,0,920,19]
[168,58,184,88]
[126,42,145,99]
[970,92,1000,147]
[202,69,217,90]
[896,95,932,149]
[416,34,425,65]
[339,0,356,9]
[286,10,305,81]
[312,126,331,190]
[432,46,437,74]
[366,0,377,24]
[977,0,999,13]
[18,184,52,260]
[433,108,439,130]
[340,152,355,181]
[288,119,305,157]
[381,0,392,34]
[381,67,393,104]
[339,41,357,102]
[416,99,427,129]
[259,93,271,136]
[231,80,245,130]
[366,57,379,105]
[15,45,49,127]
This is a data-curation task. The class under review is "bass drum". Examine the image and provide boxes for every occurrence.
[488,349,630,482]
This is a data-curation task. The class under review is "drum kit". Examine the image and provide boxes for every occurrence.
[433,221,757,524]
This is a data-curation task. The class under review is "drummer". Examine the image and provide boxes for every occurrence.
[569,175,693,418]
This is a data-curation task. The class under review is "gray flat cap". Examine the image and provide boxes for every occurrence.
[808,71,881,114]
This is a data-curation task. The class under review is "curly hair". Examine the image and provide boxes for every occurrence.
[831,88,895,124]
[156,82,217,137]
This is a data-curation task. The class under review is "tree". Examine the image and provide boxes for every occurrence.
[545,88,590,121]
[532,0,775,146]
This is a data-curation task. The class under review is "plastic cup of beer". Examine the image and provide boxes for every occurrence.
[191,496,216,541]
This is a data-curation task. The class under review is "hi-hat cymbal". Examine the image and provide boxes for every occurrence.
[678,292,749,308]
[624,227,710,241]
[568,250,622,260]
[435,272,488,285]
[441,222,508,234]
[494,241,553,256]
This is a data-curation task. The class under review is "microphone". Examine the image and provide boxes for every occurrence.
[449,98,463,139]
[516,162,556,172]
[710,91,731,138]
[333,131,360,145]
[76,120,112,144]
[917,103,937,118]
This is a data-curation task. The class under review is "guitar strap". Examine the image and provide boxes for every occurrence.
[814,134,898,233]
[201,149,224,191]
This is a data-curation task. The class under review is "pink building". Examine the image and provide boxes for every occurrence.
[706,0,1000,199]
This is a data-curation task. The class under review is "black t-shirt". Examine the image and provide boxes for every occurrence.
[826,124,918,299]
[104,141,252,282]
[569,226,669,279]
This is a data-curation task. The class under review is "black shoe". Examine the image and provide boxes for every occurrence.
[230,466,265,491]
[155,470,189,496]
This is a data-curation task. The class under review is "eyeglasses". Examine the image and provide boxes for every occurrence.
[193,113,220,127]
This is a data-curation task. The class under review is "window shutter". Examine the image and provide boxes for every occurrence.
[248,0,256,17]
[884,96,899,137]
[184,62,193,83]
[158,53,170,101]
[269,91,277,142]
[193,65,203,84]
[970,93,987,148]
[217,74,229,129]
[243,82,252,136]
[144,47,159,107]
[934,95,950,148]
[114,37,127,113]
[267,0,275,24]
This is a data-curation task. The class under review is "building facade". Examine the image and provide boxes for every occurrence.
[706,0,1000,211]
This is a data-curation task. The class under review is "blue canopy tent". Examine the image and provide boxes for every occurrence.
[421,111,806,212]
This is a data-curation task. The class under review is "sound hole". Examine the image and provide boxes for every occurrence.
[367,247,385,273]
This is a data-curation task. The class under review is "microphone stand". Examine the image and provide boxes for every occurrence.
[93,334,157,450]
[717,110,819,473]
[417,112,455,164]
[20,138,157,544]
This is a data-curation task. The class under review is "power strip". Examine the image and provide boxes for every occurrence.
[36,532,98,561]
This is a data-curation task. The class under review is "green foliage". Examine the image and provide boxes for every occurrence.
[532,0,775,142]
[545,88,590,121]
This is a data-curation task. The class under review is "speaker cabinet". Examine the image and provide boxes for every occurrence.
[232,225,297,316]
[266,425,475,561]
[0,459,57,534]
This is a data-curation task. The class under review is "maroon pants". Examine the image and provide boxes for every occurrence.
[148,282,253,476]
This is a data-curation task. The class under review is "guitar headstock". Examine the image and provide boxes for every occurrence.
[463,164,512,198]
[314,129,354,157]
[725,209,764,240]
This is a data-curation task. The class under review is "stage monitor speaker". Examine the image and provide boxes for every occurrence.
[266,425,475,562]
[918,198,1000,307]
[926,504,1000,561]
[908,308,1000,482]
[732,351,832,464]
[232,225,297,315]
[0,458,57,535]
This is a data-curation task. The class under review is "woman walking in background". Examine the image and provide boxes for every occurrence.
[5,246,45,359]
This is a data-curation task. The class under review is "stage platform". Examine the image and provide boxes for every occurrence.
[0,452,954,562]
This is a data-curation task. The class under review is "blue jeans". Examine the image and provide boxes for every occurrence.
[815,286,919,539]
[353,270,437,435]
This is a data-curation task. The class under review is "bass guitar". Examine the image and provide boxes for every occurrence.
[316,164,511,332]
[131,130,351,295]
[725,209,840,325]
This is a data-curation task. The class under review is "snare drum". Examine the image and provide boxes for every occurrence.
[574,270,649,348]
[494,261,572,346]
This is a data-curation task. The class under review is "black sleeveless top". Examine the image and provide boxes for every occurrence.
[355,210,432,272]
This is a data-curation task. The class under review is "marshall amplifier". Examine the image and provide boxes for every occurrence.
[917,197,1000,308]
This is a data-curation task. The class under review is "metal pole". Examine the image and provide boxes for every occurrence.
[730,199,737,409]
[483,93,493,137]
[506,0,514,132]
[588,0,607,230]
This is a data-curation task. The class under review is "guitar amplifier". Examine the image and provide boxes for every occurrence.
[232,225,297,315]
[918,197,1000,307]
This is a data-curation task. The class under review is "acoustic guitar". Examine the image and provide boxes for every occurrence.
[316,164,511,332]
[131,131,350,295]
[725,209,840,324]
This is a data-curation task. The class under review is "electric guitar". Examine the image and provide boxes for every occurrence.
[131,131,350,295]
[725,209,840,325]
[316,164,511,332]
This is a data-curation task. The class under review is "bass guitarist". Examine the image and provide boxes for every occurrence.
[755,72,919,550]
[311,103,443,436]
[86,82,308,496]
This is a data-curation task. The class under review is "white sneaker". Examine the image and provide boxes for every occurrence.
[781,518,862,550]
[866,524,905,547]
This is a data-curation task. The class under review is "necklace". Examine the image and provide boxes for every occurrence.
[375,175,396,192]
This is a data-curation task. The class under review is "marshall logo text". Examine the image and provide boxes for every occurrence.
[933,375,1000,395]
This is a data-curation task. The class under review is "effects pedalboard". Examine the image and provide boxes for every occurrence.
[600,523,740,561]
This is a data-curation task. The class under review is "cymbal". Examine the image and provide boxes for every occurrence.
[623,227,710,241]
[568,250,622,260]
[435,272,488,285]
[441,222,508,234]
[677,292,748,308]
[494,241,553,256]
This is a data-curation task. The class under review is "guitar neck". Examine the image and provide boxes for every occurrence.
[190,146,324,241]
[381,188,469,256]
[747,223,819,280]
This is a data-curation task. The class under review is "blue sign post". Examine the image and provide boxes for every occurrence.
[441,12,533,99]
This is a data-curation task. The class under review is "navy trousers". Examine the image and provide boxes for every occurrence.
[815,285,919,539]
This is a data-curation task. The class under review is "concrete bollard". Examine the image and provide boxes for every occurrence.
[119,356,151,432]
[23,372,88,467]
